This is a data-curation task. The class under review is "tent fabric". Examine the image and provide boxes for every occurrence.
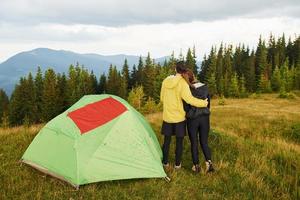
[21,94,167,187]
[67,97,128,134]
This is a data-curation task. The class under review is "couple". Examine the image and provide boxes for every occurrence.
[160,61,214,173]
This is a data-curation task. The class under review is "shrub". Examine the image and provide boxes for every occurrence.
[218,96,226,106]
[278,92,296,99]
[141,97,160,114]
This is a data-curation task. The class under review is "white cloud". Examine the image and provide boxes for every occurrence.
[0,17,299,62]
[0,0,299,26]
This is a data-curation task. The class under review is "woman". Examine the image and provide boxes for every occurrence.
[160,61,208,169]
[182,70,214,173]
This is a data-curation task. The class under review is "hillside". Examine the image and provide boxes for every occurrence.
[0,94,299,199]
[0,48,170,95]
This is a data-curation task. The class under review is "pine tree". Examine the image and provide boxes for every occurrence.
[42,69,59,122]
[25,73,38,123]
[34,66,43,122]
[89,71,98,94]
[216,43,224,95]
[185,48,197,74]
[258,74,272,93]
[106,65,120,95]
[57,73,68,112]
[280,60,293,92]
[295,64,300,90]
[223,45,233,96]
[0,89,9,125]
[245,50,256,92]
[136,56,144,85]
[119,59,130,99]
[67,65,80,105]
[207,73,217,97]
[143,53,156,97]
[9,78,25,125]
[271,65,281,92]
[228,73,239,98]
[255,36,269,90]
[98,73,107,94]
[277,33,286,67]
[129,64,137,88]
[239,76,248,98]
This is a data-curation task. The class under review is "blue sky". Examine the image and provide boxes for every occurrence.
[0,0,299,62]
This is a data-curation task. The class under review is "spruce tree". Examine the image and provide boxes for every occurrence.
[106,65,120,95]
[98,73,107,94]
[143,53,156,97]
[258,74,272,93]
[136,56,144,85]
[89,71,98,94]
[271,65,281,92]
[9,79,25,125]
[129,64,137,88]
[216,43,224,95]
[57,73,68,112]
[185,48,197,74]
[42,69,59,122]
[239,76,248,98]
[34,66,43,122]
[26,73,38,123]
[207,73,217,97]
[295,64,300,90]
[0,89,9,125]
[120,59,130,98]
[228,73,239,98]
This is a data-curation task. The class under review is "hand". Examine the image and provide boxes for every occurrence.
[203,98,208,107]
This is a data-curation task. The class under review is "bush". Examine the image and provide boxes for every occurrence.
[218,96,226,106]
[141,97,160,114]
[278,92,296,99]
[284,123,300,143]
[249,93,261,99]
[128,86,145,112]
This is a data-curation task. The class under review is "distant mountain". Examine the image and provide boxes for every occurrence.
[0,48,170,96]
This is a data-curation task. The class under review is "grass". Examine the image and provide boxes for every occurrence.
[1,94,300,199]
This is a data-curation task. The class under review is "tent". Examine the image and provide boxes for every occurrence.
[21,94,167,188]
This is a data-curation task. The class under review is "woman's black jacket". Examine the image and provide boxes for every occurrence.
[183,82,210,119]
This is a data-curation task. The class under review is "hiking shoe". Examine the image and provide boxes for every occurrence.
[163,163,170,168]
[205,160,214,173]
[191,164,200,173]
[174,163,182,170]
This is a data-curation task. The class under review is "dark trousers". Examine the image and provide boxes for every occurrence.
[162,136,183,166]
[187,115,211,165]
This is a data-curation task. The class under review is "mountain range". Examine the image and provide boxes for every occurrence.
[0,48,171,96]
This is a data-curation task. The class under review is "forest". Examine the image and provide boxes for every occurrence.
[0,34,299,126]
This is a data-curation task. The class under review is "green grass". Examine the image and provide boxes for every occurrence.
[1,94,300,199]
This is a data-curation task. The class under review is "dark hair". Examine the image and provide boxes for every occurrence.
[176,61,187,74]
[182,69,197,88]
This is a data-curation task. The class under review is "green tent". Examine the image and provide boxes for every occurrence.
[21,94,167,188]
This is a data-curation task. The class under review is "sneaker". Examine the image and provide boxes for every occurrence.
[191,164,200,173]
[163,163,170,168]
[174,163,181,170]
[205,160,214,173]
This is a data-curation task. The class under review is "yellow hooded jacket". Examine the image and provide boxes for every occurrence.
[160,74,208,123]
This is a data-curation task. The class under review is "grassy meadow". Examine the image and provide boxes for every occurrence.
[0,94,299,199]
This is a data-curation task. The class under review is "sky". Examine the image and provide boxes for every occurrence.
[0,0,300,62]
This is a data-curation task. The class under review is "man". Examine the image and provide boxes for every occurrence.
[160,61,208,169]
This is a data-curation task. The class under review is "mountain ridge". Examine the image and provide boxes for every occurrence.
[0,48,171,95]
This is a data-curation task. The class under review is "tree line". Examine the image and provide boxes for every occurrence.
[200,34,300,97]
[0,33,299,127]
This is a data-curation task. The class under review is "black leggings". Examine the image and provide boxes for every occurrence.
[187,115,211,164]
[162,136,183,166]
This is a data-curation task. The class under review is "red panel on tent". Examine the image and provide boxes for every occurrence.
[67,97,127,134]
